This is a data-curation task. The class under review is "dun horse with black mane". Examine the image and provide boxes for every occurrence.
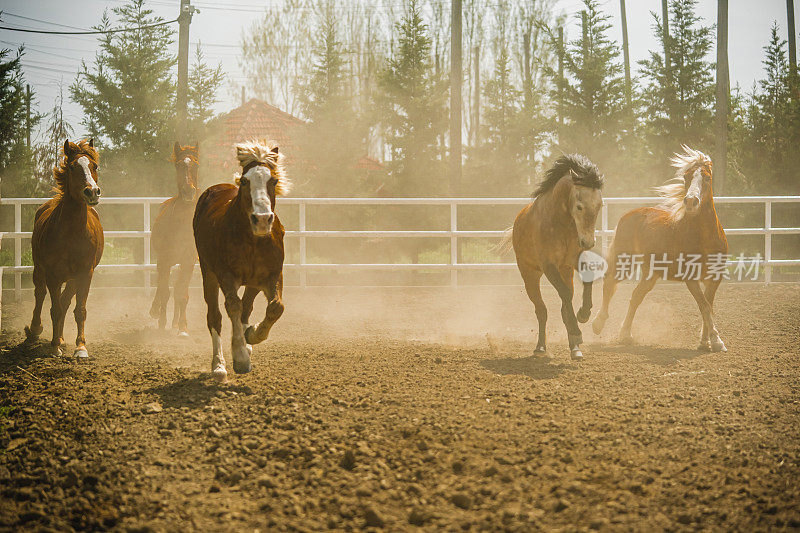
[193,140,290,382]
[149,142,199,336]
[510,154,604,360]
[592,146,728,352]
[25,139,104,358]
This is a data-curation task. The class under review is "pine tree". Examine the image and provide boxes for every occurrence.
[27,84,75,197]
[639,0,714,164]
[0,47,28,173]
[378,0,447,195]
[186,44,225,142]
[70,0,176,155]
[551,0,626,156]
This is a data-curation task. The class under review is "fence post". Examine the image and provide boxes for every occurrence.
[299,202,307,288]
[450,202,458,287]
[14,202,21,302]
[764,200,772,284]
[601,203,609,258]
[143,202,151,295]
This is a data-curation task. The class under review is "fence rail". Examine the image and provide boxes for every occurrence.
[2,196,800,300]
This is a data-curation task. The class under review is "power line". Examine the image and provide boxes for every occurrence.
[0,18,178,35]
[0,12,89,31]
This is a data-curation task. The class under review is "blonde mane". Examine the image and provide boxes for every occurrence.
[654,144,711,221]
[235,139,290,196]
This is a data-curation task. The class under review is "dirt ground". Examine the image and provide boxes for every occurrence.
[0,281,798,532]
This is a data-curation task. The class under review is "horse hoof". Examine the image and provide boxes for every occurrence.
[533,347,548,356]
[49,345,63,357]
[233,359,252,374]
[177,330,190,338]
[212,366,228,383]
[576,308,590,323]
[711,340,727,353]
[570,347,584,361]
[74,347,89,359]
[697,342,711,352]
[619,335,634,345]
[592,316,606,335]
[24,326,40,343]
[244,326,256,345]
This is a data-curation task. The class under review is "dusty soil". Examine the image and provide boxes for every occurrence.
[0,282,798,532]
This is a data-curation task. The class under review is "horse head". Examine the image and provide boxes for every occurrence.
[659,145,714,220]
[172,141,199,202]
[60,139,101,206]
[235,139,291,236]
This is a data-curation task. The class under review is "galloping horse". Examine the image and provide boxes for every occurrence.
[149,142,199,336]
[193,140,290,382]
[511,154,604,360]
[25,139,104,358]
[592,146,728,352]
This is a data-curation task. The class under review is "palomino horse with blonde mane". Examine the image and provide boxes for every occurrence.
[193,140,290,382]
[25,139,104,358]
[149,142,199,336]
[592,146,728,352]
[511,154,604,360]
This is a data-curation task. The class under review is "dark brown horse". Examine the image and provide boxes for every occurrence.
[193,140,290,382]
[25,139,104,358]
[510,154,604,360]
[592,146,728,351]
[149,142,199,336]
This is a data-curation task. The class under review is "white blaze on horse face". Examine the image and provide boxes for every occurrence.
[77,156,100,205]
[571,186,601,250]
[684,168,703,213]
[244,165,274,236]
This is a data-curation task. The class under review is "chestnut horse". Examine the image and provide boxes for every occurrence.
[149,142,199,336]
[592,146,728,352]
[24,139,104,358]
[510,154,604,360]
[193,140,290,382]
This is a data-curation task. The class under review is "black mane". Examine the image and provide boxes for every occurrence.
[532,154,603,198]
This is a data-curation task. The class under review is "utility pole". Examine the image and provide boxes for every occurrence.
[450,0,462,197]
[25,84,31,150]
[715,0,729,194]
[789,0,797,78]
[473,45,480,146]
[176,0,196,142]
[557,26,564,126]
[620,0,632,116]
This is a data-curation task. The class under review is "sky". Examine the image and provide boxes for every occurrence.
[0,0,797,143]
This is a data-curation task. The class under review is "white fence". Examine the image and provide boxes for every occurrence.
[2,196,800,300]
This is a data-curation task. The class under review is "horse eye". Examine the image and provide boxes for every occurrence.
[576,205,583,211]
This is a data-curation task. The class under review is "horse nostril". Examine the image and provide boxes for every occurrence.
[267,213,275,224]
[95,188,101,196]
[83,188,92,197]
[250,214,259,226]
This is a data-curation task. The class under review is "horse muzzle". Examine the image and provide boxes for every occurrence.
[683,195,700,213]
[579,236,596,250]
[249,212,274,236]
[83,186,101,206]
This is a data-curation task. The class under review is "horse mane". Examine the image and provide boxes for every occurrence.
[532,154,603,198]
[171,143,199,163]
[235,139,291,196]
[655,145,712,221]
[53,140,99,199]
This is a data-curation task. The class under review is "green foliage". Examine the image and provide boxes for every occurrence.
[186,45,225,143]
[378,0,448,196]
[70,0,176,156]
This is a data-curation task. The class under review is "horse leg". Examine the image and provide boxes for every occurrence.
[219,278,251,374]
[592,252,619,335]
[697,279,722,351]
[577,280,593,323]
[202,269,226,382]
[245,273,284,346]
[25,265,46,342]
[72,272,93,359]
[45,277,64,356]
[543,264,583,361]
[618,276,658,344]
[687,280,726,352]
[520,269,547,354]
[173,261,194,337]
[149,260,170,329]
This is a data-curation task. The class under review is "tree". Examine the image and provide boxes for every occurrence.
[378,0,447,195]
[25,84,75,197]
[70,0,176,156]
[0,47,28,173]
[186,44,225,142]
[639,0,715,166]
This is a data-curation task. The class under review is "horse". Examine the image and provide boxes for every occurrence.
[510,154,604,361]
[149,142,199,336]
[592,146,728,352]
[193,140,290,382]
[24,139,104,358]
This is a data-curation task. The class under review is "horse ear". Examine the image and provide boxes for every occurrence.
[88,138,94,148]
[173,141,181,156]
[63,140,73,157]
[271,146,279,155]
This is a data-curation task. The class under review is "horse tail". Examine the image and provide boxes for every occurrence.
[493,226,514,255]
